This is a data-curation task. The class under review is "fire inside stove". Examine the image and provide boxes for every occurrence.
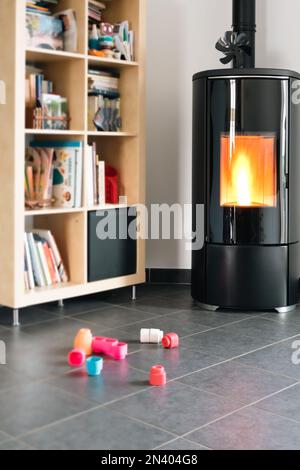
[220,134,277,207]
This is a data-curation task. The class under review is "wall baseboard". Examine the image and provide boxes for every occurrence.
[146,269,191,285]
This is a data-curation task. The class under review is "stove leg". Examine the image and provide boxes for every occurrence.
[275,305,297,314]
[196,302,219,312]
[13,309,20,327]
[58,300,64,308]
[131,285,137,301]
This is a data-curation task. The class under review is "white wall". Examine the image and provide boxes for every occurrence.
[146,0,300,270]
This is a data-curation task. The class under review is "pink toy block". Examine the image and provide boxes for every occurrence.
[68,349,86,367]
[102,338,119,355]
[92,336,107,354]
[110,342,128,361]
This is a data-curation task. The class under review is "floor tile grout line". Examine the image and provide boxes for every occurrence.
[125,333,300,390]
[153,437,211,451]
[102,408,180,440]
[179,380,300,442]
[14,385,158,441]
[232,357,300,382]
[178,314,264,340]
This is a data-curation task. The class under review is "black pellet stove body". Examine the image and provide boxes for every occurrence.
[192,0,300,312]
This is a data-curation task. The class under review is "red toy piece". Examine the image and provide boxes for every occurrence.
[68,349,86,367]
[162,333,179,349]
[149,365,167,386]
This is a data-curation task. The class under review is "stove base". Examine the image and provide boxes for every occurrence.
[275,305,297,314]
[196,302,219,312]
[192,243,300,311]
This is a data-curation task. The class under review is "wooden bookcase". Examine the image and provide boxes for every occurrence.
[0,0,146,314]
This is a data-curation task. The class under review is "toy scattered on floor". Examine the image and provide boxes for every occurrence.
[149,365,167,387]
[86,356,103,376]
[162,333,180,349]
[92,336,128,361]
[68,348,86,367]
[74,328,93,356]
[140,328,164,344]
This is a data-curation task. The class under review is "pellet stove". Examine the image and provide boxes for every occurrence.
[192,0,300,312]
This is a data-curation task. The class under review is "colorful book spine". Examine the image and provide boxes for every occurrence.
[27,233,45,288]
[24,233,35,289]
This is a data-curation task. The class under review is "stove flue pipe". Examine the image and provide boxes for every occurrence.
[232,0,256,68]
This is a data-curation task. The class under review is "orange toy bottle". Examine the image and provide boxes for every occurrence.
[74,329,93,356]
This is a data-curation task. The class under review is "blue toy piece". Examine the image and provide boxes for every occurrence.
[86,356,103,376]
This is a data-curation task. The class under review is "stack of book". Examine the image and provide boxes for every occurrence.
[88,0,106,30]
[26,1,58,16]
[88,68,121,132]
[24,230,68,290]
[25,65,69,130]
[25,141,83,210]
[86,143,106,206]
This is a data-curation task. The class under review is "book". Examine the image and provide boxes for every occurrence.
[24,233,35,290]
[51,142,82,208]
[27,233,45,287]
[33,229,68,283]
[97,159,105,205]
[35,237,52,286]
[48,246,61,283]
[74,145,83,208]
[92,142,98,205]
[86,145,95,207]
[43,242,57,284]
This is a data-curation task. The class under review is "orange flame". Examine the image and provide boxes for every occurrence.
[220,135,277,208]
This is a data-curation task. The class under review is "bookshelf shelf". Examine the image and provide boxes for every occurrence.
[25,129,85,136]
[87,203,133,212]
[87,132,137,137]
[25,208,85,217]
[26,48,86,63]
[0,0,146,311]
[88,56,139,69]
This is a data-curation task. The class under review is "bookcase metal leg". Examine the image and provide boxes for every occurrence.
[13,309,20,327]
[58,300,64,308]
[132,286,137,301]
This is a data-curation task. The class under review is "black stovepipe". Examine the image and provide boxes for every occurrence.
[232,0,256,68]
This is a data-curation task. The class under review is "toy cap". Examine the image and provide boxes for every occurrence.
[162,333,179,349]
[149,365,167,386]
[68,349,86,367]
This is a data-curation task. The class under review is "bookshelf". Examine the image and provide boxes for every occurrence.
[0,0,146,320]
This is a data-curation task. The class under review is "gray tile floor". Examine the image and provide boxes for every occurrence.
[1,284,300,450]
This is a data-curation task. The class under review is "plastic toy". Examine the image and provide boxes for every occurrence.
[92,337,128,361]
[140,328,164,344]
[149,365,167,386]
[68,349,86,367]
[110,342,128,361]
[74,328,93,356]
[88,49,106,58]
[92,336,107,354]
[86,356,103,376]
[162,333,179,349]
[101,338,119,355]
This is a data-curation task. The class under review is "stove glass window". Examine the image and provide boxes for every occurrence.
[220,133,277,208]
